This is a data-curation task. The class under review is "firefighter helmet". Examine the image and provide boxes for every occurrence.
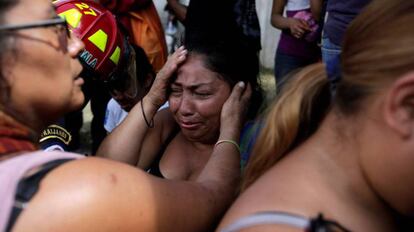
[54,0,126,80]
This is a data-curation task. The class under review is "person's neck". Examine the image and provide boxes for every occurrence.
[301,111,397,230]
[185,135,216,152]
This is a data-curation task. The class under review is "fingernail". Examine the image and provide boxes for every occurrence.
[238,82,245,88]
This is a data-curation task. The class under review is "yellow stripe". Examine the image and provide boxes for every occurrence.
[58,9,82,28]
[88,29,108,52]
[110,46,121,65]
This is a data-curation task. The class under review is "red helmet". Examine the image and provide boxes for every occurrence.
[54,0,126,80]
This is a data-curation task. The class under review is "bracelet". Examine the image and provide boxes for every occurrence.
[141,99,154,128]
[215,139,241,153]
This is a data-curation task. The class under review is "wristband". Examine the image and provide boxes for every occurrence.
[215,139,241,153]
[141,99,154,128]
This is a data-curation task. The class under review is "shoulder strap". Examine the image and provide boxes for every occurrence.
[6,159,74,232]
[220,211,309,232]
[0,151,83,232]
[220,211,352,232]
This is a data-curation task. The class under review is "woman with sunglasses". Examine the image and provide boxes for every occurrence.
[0,0,249,231]
[217,0,414,231]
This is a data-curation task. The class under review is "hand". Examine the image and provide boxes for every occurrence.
[220,82,252,137]
[288,18,310,39]
[147,46,187,108]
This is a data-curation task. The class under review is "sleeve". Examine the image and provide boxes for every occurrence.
[39,124,72,151]
[104,101,116,133]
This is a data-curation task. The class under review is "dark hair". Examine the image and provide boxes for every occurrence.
[183,0,263,120]
[185,39,263,120]
[133,44,155,88]
[0,0,19,110]
[102,43,154,96]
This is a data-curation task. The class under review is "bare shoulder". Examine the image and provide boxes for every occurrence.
[12,157,160,232]
[217,166,315,232]
[217,172,280,231]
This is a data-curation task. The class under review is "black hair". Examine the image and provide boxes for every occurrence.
[183,0,263,120]
[185,39,263,120]
[133,44,155,87]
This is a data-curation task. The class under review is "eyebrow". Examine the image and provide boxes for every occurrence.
[171,81,215,90]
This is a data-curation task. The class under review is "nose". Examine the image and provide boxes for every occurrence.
[178,93,195,116]
[68,35,85,58]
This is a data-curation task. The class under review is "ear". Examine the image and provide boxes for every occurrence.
[384,72,414,139]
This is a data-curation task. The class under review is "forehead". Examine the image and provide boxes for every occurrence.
[175,54,227,87]
[5,0,52,23]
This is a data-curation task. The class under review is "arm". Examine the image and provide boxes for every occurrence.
[14,81,251,231]
[270,0,290,29]
[96,47,187,166]
[166,0,187,23]
[271,0,310,39]
[310,0,323,22]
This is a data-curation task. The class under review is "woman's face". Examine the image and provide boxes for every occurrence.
[169,54,231,143]
[2,0,84,127]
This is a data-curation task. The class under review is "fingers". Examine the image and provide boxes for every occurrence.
[298,19,311,30]
[294,26,307,38]
[158,46,187,78]
[291,18,311,38]
[241,83,252,103]
[147,46,187,107]
[227,82,252,105]
[171,46,187,60]
[229,81,246,101]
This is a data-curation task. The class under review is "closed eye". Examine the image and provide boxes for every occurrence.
[195,92,211,96]
[170,87,182,96]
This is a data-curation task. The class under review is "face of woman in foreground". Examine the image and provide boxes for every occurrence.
[169,54,231,143]
[2,0,84,126]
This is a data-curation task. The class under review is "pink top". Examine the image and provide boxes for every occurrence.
[0,151,83,231]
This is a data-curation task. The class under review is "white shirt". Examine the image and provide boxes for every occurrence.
[286,0,310,11]
[104,98,170,133]
[104,98,129,133]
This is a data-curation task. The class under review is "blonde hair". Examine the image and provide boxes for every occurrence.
[242,64,329,190]
[242,0,414,191]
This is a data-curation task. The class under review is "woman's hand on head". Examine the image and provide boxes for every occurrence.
[147,46,187,108]
[220,82,252,137]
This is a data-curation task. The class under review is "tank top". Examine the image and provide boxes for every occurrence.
[220,211,351,232]
[0,151,83,232]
